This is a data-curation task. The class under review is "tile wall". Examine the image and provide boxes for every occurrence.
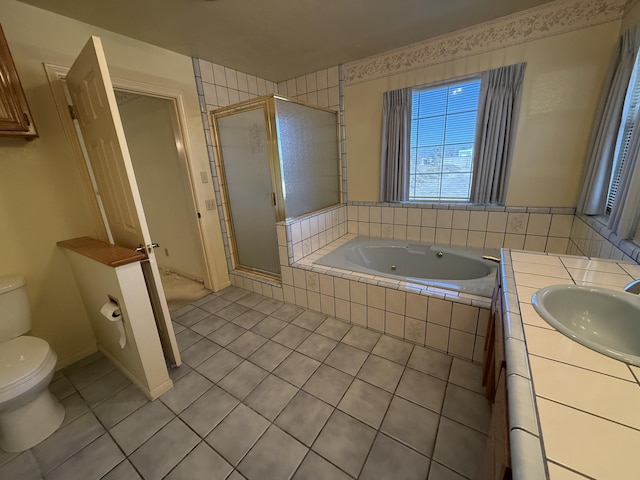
[192,59,348,273]
[193,58,277,271]
[229,204,490,362]
[290,234,491,362]
[569,214,640,263]
[276,66,348,203]
[276,205,348,265]
[276,67,341,110]
[228,204,347,302]
[347,202,575,254]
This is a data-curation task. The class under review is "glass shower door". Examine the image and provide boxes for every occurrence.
[275,98,340,218]
[216,107,280,276]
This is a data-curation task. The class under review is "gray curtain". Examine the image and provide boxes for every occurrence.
[608,118,640,238]
[578,24,640,215]
[470,63,526,204]
[380,88,411,202]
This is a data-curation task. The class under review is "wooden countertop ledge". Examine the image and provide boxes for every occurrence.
[58,236,145,267]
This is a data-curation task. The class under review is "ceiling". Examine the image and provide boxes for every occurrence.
[19,0,557,82]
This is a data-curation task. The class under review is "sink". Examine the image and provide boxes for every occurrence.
[532,284,640,366]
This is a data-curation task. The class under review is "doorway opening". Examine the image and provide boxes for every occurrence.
[114,90,211,311]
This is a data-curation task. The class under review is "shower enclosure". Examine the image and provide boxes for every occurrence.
[211,94,340,279]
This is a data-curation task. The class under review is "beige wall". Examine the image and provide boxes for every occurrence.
[622,1,640,30]
[0,0,219,367]
[345,22,620,207]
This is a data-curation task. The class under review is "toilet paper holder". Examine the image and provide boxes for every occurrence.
[100,295,127,349]
[106,294,122,318]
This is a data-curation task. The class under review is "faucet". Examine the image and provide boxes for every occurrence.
[482,255,501,263]
[624,279,640,294]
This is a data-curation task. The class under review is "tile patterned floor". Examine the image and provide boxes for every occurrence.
[0,286,491,480]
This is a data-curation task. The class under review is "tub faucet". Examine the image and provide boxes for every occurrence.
[482,255,501,263]
[624,279,640,294]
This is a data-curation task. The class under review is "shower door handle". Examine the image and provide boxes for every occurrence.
[271,192,277,206]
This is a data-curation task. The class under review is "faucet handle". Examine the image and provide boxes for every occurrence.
[624,279,640,294]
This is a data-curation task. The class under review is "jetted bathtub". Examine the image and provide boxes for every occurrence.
[314,236,498,297]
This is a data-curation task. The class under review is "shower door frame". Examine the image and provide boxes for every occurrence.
[210,94,341,280]
[211,96,286,280]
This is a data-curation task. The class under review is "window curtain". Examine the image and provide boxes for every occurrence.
[470,62,526,204]
[578,24,640,215]
[608,121,640,238]
[380,88,411,202]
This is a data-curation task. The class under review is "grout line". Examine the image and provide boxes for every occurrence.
[535,395,640,434]
[26,285,489,480]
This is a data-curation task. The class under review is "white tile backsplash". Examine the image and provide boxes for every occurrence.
[487,211,508,232]
[507,212,528,234]
[436,210,453,228]
[407,208,422,226]
[526,213,552,235]
[469,211,488,231]
[452,210,470,230]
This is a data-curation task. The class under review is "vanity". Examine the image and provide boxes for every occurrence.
[485,249,640,479]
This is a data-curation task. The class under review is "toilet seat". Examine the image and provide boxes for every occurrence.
[0,336,55,404]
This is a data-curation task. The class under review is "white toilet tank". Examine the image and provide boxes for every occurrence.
[0,276,32,344]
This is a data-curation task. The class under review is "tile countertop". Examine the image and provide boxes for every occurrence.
[500,250,640,480]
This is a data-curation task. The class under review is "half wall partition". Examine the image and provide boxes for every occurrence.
[211,94,340,279]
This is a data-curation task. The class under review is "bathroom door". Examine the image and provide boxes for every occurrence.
[66,36,181,366]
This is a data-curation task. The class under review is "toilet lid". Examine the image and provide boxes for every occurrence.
[0,336,51,389]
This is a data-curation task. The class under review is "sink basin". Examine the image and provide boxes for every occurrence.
[532,284,640,366]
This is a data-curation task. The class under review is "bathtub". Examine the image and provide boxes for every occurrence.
[314,236,498,297]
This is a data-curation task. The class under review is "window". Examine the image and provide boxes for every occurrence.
[607,53,640,214]
[408,79,481,202]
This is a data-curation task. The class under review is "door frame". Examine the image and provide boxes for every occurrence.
[211,97,284,280]
[44,63,229,292]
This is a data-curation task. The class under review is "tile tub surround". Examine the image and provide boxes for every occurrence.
[226,204,347,305]
[0,285,492,480]
[290,233,491,362]
[229,204,491,361]
[569,213,640,264]
[501,249,640,479]
[347,202,575,255]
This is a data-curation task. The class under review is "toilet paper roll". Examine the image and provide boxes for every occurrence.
[100,301,126,349]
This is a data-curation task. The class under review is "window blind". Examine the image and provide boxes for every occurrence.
[607,54,640,213]
[409,79,481,202]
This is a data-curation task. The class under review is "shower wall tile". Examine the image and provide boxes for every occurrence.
[277,67,340,111]
[277,65,347,204]
[193,58,277,272]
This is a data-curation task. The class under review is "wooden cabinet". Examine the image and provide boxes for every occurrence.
[482,273,511,480]
[0,23,37,138]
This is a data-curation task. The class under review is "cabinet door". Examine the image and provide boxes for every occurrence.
[0,24,37,138]
[483,277,503,401]
[481,366,511,480]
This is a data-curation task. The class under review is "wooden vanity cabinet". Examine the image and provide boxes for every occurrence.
[0,23,37,138]
[481,272,511,480]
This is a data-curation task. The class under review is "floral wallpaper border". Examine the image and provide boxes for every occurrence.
[344,0,626,85]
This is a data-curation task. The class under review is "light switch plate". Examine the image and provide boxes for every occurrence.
[200,171,209,183]
[205,199,216,210]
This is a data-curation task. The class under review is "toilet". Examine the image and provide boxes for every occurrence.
[0,275,64,452]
